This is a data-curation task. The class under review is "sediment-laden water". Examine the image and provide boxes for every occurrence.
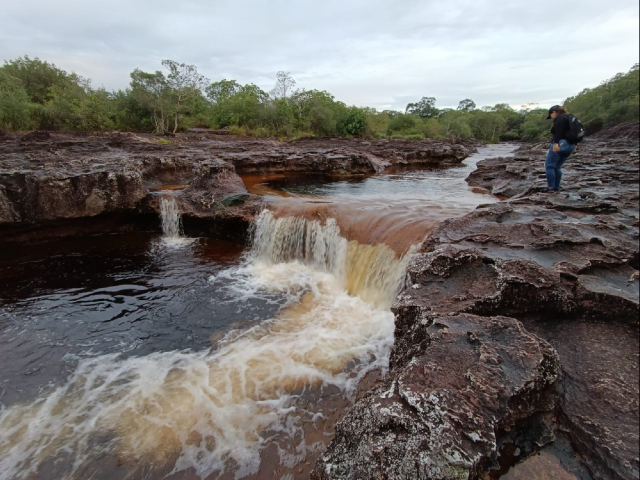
[0,144,516,480]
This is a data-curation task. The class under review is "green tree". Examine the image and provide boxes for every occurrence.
[289,89,340,136]
[270,71,296,99]
[129,69,174,134]
[0,70,36,130]
[406,96,438,118]
[1,56,74,105]
[337,107,368,137]
[211,83,268,128]
[468,110,507,142]
[520,108,550,141]
[264,97,295,137]
[161,60,208,133]
[206,79,241,103]
[74,89,116,131]
[565,64,639,127]
[439,110,472,139]
[457,99,476,111]
[45,76,89,129]
[387,113,418,135]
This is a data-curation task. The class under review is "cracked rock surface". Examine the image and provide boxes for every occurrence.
[314,123,639,480]
[313,314,560,480]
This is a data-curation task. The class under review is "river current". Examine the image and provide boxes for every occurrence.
[0,144,516,480]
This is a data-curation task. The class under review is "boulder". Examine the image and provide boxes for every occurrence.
[313,314,560,480]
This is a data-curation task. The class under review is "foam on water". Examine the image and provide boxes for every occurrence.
[0,210,414,480]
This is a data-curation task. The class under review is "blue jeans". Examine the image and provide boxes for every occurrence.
[545,139,575,189]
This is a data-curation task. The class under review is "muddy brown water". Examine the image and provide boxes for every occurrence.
[0,144,518,480]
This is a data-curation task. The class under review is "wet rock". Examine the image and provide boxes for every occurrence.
[19,130,51,143]
[318,125,638,479]
[179,159,259,224]
[0,168,146,223]
[0,132,471,239]
[521,317,639,480]
[501,434,593,480]
[591,121,640,141]
[312,314,560,480]
[0,185,17,223]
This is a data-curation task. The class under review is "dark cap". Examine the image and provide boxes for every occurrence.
[546,105,562,119]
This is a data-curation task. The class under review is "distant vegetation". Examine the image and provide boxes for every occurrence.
[0,56,637,142]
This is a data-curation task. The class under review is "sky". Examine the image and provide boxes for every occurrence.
[1,0,638,111]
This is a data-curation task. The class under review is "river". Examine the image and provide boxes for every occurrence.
[0,144,516,480]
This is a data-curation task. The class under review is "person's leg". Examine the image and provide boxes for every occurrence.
[545,143,560,189]
[553,140,576,190]
[554,156,566,190]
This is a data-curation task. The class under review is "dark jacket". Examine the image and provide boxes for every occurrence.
[551,113,572,144]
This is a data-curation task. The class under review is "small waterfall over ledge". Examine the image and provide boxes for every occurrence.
[160,195,184,238]
[250,209,415,309]
[158,194,193,247]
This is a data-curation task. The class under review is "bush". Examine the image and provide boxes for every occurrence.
[1,55,637,141]
[337,107,368,136]
[584,118,604,136]
[0,70,36,130]
[387,114,417,134]
[500,130,521,141]
[390,133,424,140]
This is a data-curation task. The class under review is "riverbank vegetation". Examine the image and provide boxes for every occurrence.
[1,57,637,142]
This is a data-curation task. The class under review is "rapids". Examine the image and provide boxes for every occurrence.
[0,144,516,480]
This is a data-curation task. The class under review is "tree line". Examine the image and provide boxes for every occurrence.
[0,56,637,142]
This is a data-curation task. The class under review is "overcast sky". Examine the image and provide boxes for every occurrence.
[1,0,638,111]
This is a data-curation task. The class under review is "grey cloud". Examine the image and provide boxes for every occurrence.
[1,0,638,110]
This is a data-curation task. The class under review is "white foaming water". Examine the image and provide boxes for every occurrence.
[160,195,194,247]
[0,210,414,480]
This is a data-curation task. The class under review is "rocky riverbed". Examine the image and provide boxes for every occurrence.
[313,123,639,480]
[0,125,638,480]
[0,130,471,243]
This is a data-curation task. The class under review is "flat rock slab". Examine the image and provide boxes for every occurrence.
[521,317,639,480]
[502,434,593,480]
[313,314,560,480]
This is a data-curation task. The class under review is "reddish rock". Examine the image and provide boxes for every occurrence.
[313,314,560,480]
[315,125,639,480]
[0,131,472,241]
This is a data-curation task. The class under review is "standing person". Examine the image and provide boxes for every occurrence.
[544,105,576,192]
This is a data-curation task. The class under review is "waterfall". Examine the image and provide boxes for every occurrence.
[0,209,417,480]
[160,195,184,238]
[250,209,414,308]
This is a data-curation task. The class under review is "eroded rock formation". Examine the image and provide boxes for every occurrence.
[314,314,560,479]
[314,124,639,479]
[0,131,471,241]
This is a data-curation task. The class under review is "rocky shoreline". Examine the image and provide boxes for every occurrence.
[0,131,471,242]
[313,123,639,479]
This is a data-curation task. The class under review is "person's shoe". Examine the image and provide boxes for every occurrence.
[539,187,552,193]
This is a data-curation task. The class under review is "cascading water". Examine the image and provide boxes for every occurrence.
[160,195,184,238]
[158,194,194,248]
[0,209,416,480]
[250,210,414,308]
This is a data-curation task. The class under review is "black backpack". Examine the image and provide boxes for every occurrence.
[566,114,586,144]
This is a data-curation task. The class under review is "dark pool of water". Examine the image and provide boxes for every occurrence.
[0,234,284,407]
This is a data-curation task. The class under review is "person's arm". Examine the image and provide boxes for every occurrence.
[551,115,567,152]
[552,115,567,144]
